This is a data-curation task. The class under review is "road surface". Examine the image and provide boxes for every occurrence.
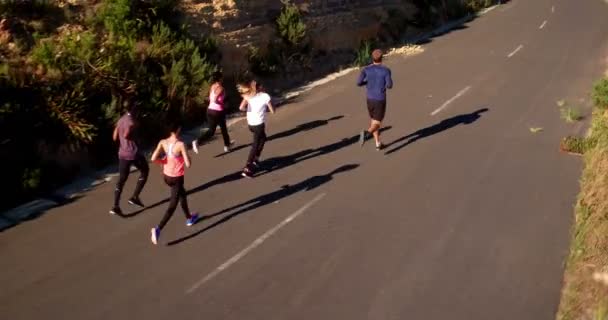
[2,0,608,319]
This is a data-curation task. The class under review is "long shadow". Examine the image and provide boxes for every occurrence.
[213,115,345,157]
[117,171,243,218]
[384,108,488,155]
[253,126,391,178]
[167,164,359,246]
[120,127,388,218]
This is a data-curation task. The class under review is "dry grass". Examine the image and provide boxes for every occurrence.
[557,109,608,320]
[386,44,424,57]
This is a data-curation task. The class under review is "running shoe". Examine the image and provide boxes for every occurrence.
[241,167,254,178]
[151,227,160,245]
[224,140,236,153]
[192,141,199,154]
[186,213,199,227]
[128,197,145,208]
[359,130,367,147]
[109,207,123,215]
[376,143,385,151]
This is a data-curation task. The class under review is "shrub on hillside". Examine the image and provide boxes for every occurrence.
[592,78,608,110]
[249,1,310,77]
[276,0,307,48]
[0,0,218,211]
[354,40,373,67]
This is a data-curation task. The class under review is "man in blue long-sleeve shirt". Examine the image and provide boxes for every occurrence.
[356,49,393,150]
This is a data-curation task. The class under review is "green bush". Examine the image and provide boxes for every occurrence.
[561,136,589,155]
[276,1,307,48]
[21,167,42,193]
[0,0,219,211]
[592,78,608,110]
[354,40,373,67]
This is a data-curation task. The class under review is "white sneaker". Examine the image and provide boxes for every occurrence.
[192,141,199,154]
[224,140,236,153]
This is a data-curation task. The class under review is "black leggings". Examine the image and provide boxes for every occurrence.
[158,175,191,230]
[114,154,149,207]
[196,109,231,146]
[247,124,266,167]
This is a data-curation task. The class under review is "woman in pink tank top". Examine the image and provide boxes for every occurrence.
[150,121,199,245]
[192,71,235,154]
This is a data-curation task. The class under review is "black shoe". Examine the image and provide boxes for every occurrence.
[252,160,260,168]
[110,207,123,215]
[376,143,385,151]
[359,130,367,147]
[128,197,145,208]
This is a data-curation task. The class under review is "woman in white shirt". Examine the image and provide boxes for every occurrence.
[238,80,275,178]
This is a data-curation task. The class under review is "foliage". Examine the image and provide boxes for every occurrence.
[560,136,589,155]
[0,0,218,211]
[276,0,307,48]
[557,76,608,319]
[248,0,312,77]
[592,78,608,110]
[354,40,373,67]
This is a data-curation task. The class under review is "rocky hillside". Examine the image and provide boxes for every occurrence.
[180,0,417,73]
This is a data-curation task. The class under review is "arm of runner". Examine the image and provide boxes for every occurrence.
[385,69,393,89]
[150,141,164,162]
[267,100,275,114]
[239,98,248,111]
[112,124,118,141]
[356,68,367,86]
[181,142,191,168]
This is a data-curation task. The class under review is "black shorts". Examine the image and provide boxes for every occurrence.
[367,99,387,121]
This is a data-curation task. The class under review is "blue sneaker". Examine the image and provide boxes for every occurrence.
[151,227,160,245]
[186,213,199,227]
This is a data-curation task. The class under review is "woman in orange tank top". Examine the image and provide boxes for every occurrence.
[150,121,199,245]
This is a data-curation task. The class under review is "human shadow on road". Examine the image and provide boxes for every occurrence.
[117,171,244,218]
[118,126,383,218]
[384,108,488,155]
[167,164,359,246]
[213,115,345,157]
[252,126,391,178]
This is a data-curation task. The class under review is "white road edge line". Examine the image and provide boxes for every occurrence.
[539,20,547,29]
[507,44,524,58]
[186,193,327,294]
[430,86,472,116]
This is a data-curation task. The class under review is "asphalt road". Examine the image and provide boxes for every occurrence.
[2,0,608,319]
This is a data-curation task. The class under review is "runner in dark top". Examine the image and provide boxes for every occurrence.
[356,49,393,150]
[109,102,149,215]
